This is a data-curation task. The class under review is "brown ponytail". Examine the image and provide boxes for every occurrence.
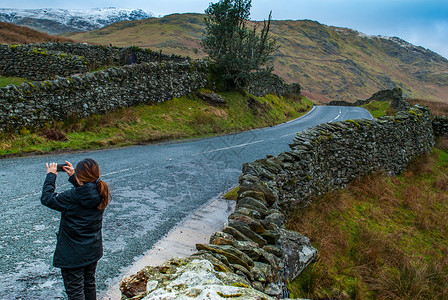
[75,158,111,210]
[96,180,110,210]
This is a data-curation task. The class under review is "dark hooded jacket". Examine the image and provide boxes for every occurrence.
[41,173,104,269]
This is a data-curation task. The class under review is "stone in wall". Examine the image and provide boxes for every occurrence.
[281,230,317,282]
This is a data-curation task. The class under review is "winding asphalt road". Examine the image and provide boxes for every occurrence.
[0,106,372,299]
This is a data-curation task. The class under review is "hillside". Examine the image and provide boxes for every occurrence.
[65,13,448,103]
[0,21,73,44]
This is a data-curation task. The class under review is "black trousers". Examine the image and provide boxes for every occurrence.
[60,262,98,300]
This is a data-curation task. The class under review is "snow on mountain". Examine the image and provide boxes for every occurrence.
[0,7,155,34]
[333,26,437,58]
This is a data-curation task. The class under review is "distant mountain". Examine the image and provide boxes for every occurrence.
[64,13,448,103]
[0,7,154,34]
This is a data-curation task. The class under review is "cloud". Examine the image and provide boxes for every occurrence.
[397,21,448,58]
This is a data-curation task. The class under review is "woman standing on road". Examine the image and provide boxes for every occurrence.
[41,158,111,300]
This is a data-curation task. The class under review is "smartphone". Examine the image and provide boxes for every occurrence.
[57,163,68,172]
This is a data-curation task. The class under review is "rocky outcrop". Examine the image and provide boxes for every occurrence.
[197,92,227,106]
[120,257,277,300]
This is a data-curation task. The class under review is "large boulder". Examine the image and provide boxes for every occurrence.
[281,230,318,281]
[197,91,226,106]
[123,258,275,300]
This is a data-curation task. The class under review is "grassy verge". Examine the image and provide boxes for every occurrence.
[362,99,448,119]
[287,137,448,299]
[0,75,28,88]
[361,100,395,118]
[0,91,313,157]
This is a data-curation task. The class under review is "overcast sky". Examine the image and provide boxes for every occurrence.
[2,0,447,58]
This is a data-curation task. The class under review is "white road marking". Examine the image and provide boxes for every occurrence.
[280,132,298,138]
[331,108,342,122]
[193,139,265,156]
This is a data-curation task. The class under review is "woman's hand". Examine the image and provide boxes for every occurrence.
[63,161,75,177]
[46,162,57,175]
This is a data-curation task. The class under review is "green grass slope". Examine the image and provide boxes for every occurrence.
[0,91,312,157]
[0,75,28,88]
[65,13,448,104]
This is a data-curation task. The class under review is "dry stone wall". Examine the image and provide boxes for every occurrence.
[0,44,88,81]
[0,61,208,132]
[241,105,435,213]
[0,43,189,81]
[1,41,303,132]
[119,104,436,299]
[433,116,448,136]
[327,88,409,111]
[31,42,188,66]
[1,42,301,132]
[246,72,301,97]
[120,183,317,299]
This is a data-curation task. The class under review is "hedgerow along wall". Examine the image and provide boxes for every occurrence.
[119,104,437,299]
